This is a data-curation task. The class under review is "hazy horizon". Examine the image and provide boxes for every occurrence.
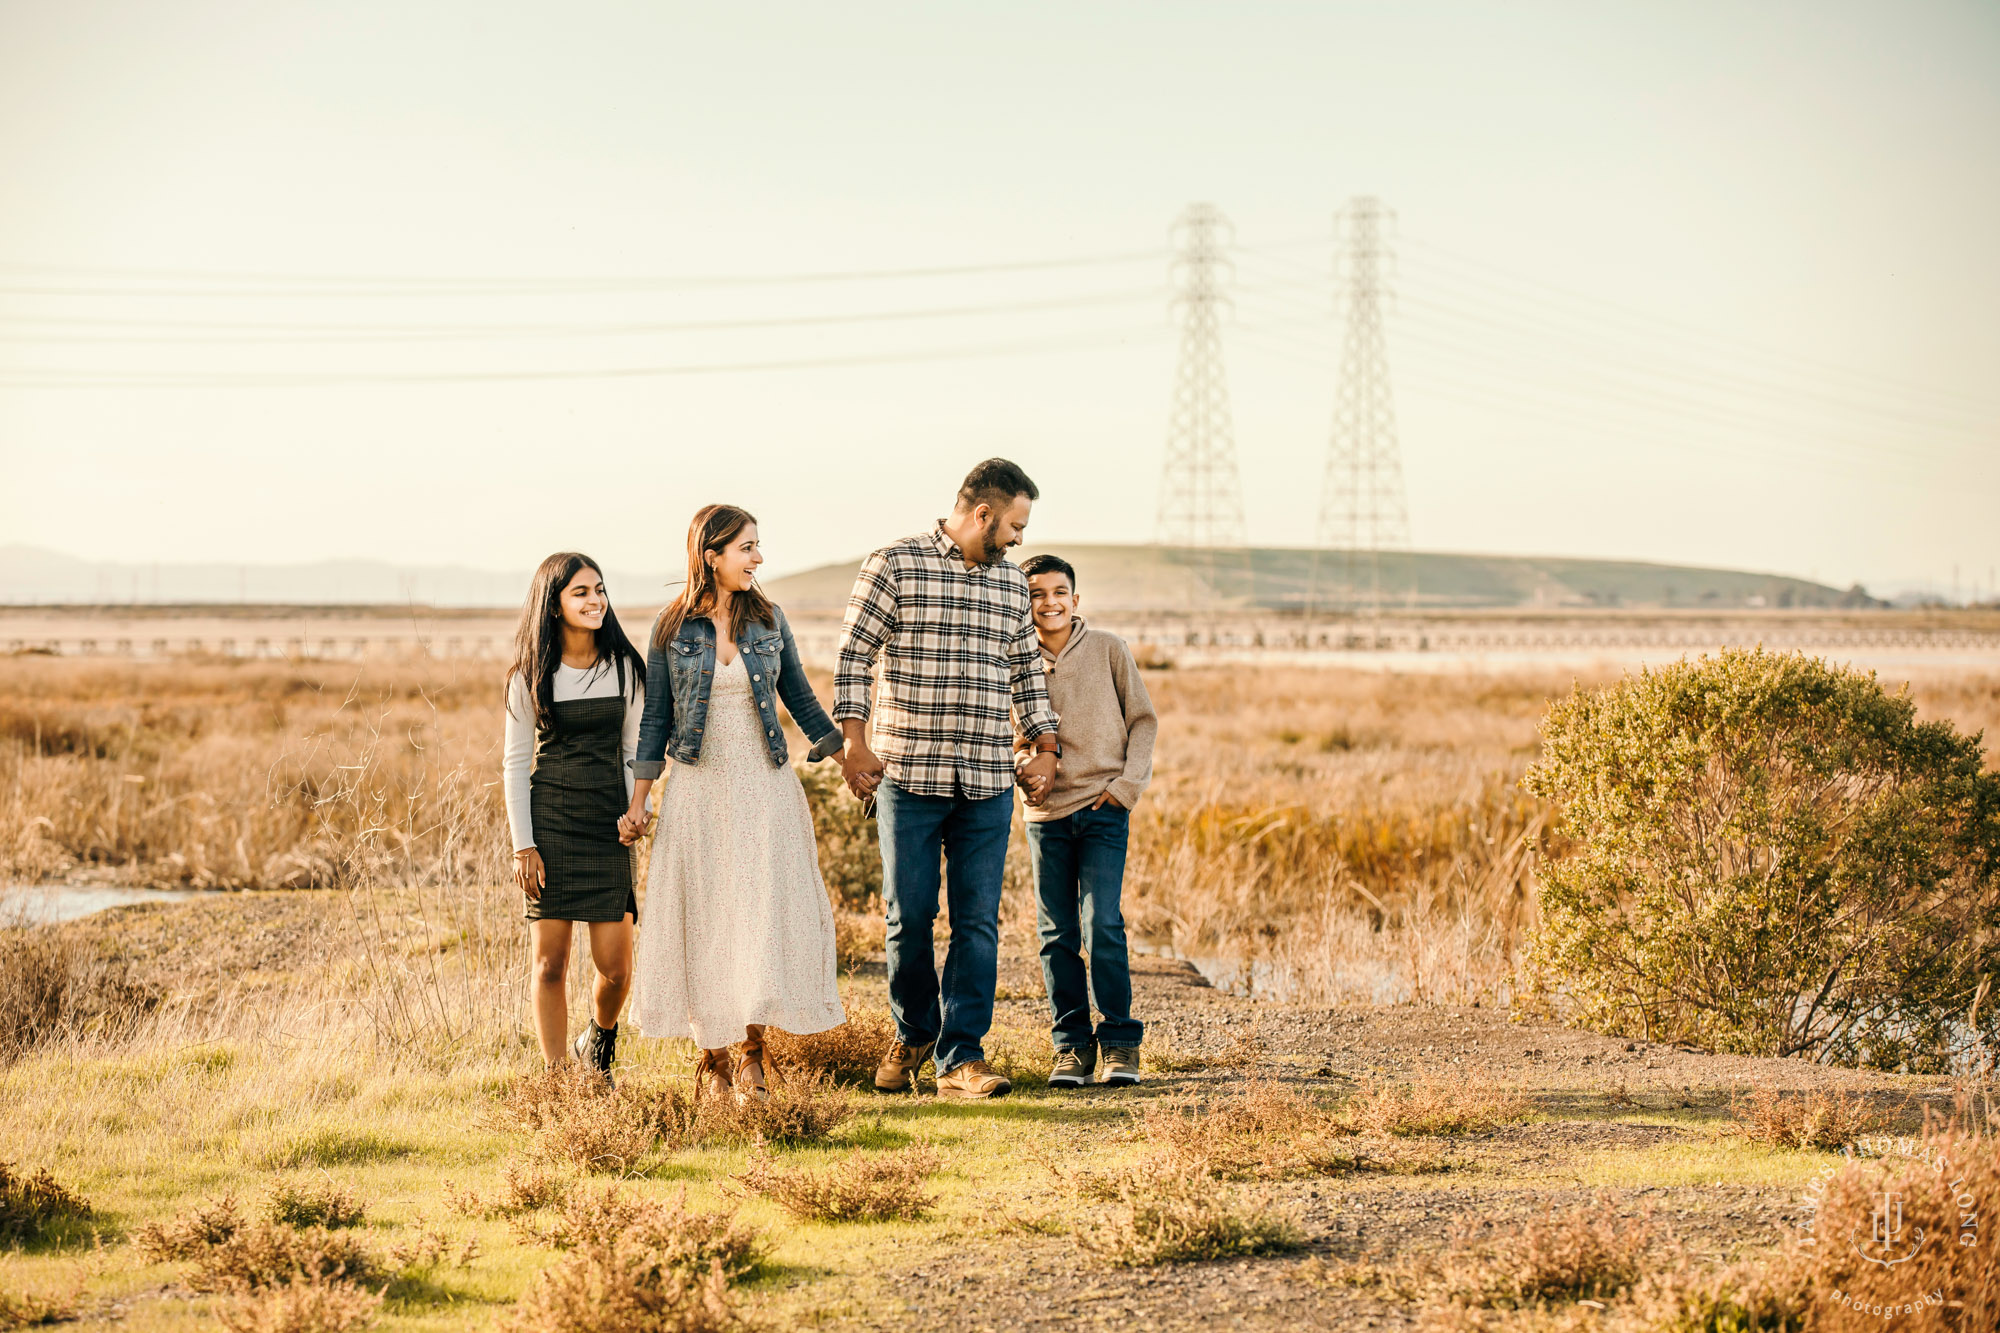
[3,2,1995,598]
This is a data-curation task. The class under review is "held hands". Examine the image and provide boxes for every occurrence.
[617,798,650,846]
[840,739,886,801]
[514,847,546,900]
[1017,750,1058,808]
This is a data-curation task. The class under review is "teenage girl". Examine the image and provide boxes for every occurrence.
[502,552,647,1079]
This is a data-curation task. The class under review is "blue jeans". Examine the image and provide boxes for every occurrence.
[1026,803,1142,1050]
[875,780,1013,1075]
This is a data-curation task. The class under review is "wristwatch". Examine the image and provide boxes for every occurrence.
[1027,734,1060,757]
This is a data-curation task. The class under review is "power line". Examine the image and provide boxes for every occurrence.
[1228,277,1992,464]
[0,246,1171,298]
[0,326,1167,389]
[0,286,1165,344]
[1395,235,2000,418]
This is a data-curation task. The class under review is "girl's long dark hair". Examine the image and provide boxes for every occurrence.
[507,552,647,734]
[652,505,777,652]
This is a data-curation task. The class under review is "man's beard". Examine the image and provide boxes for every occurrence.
[976,514,1012,565]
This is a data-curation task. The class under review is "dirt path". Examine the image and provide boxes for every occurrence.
[808,950,1951,1331]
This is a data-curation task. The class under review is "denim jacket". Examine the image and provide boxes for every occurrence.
[630,606,841,777]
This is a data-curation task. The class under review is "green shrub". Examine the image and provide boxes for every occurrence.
[1524,649,2000,1068]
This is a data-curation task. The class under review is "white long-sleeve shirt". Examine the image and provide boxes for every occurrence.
[502,662,644,853]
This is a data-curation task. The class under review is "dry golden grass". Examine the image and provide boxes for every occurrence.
[0,1160,90,1248]
[1071,1158,1304,1268]
[504,1254,746,1333]
[497,1183,764,1333]
[1132,1082,1454,1181]
[263,1177,365,1230]
[180,1223,380,1294]
[1346,1074,1534,1137]
[733,1142,939,1223]
[7,655,1995,1013]
[1444,1197,1653,1308]
[0,1283,82,1329]
[762,1010,897,1088]
[444,1159,576,1221]
[1728,1086,1892,1151]
[216,1276,383,1333]
[1137,1082,1356,1180]
[539,1186,765,1282]
[487,1065,657,1174]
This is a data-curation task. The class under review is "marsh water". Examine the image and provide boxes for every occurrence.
[1,883,198,926]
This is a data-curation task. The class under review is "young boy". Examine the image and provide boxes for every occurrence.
[1013,554,1158,1087]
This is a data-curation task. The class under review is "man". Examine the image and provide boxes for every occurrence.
[834,458,1061,1100]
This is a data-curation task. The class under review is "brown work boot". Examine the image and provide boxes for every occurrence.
[936,1059,1012,1100]
[873,1039,935,1093]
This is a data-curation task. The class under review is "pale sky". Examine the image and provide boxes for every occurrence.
[2,1,1996,596]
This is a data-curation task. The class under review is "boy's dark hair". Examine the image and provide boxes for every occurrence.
[956,458,1039,512]
[1020,553,1076,591]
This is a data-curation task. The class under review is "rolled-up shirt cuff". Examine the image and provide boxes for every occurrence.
[630,759,666,780]
[830,702,869,723]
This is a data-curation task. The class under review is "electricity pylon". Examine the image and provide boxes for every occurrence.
[1310,197,1409,626]
[1155,202,1250,623]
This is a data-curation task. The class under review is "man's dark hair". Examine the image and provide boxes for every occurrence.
[956,457,1039,513]
[1020,553,1075,591]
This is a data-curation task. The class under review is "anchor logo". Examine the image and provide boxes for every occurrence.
[1851,1189,1927,1267]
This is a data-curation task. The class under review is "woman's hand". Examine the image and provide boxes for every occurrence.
[1091,791,1125,811]
[514,847,545,899]
[617,797,649,846]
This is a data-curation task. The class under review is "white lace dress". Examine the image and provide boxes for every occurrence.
[631,655,845,1047]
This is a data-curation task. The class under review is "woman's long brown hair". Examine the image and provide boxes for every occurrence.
[651,504,777,652]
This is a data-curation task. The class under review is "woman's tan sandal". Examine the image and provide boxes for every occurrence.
[734,1037,771,1103]
[695,1048,733,1102]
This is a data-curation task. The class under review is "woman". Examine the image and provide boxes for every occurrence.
[620,504,845,1100]
[503,552,647,1081]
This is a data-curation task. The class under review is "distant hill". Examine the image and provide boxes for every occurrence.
[762,544,1863,613]
[3,542,1862,613]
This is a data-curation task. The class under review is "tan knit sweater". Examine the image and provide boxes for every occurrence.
[1012,617,1157,822]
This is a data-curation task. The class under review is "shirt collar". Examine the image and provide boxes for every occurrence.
[929,521,991,575]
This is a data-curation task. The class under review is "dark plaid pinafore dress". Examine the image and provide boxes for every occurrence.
[524,682,638,924]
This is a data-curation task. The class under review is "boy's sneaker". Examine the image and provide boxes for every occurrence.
[1100,1046,1141,1086]
[1049,1045,1097,1088]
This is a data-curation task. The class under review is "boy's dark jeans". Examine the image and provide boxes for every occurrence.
[1026,802,1143,1051]
[876,779,1013,1076]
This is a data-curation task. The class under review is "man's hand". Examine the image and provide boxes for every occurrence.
[1091,791,1125,811]
[841,737,886,801]
[514,847,545,900]
[1020,751,1058,807]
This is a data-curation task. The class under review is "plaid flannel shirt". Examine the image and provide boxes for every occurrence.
[833,524,1060,800]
